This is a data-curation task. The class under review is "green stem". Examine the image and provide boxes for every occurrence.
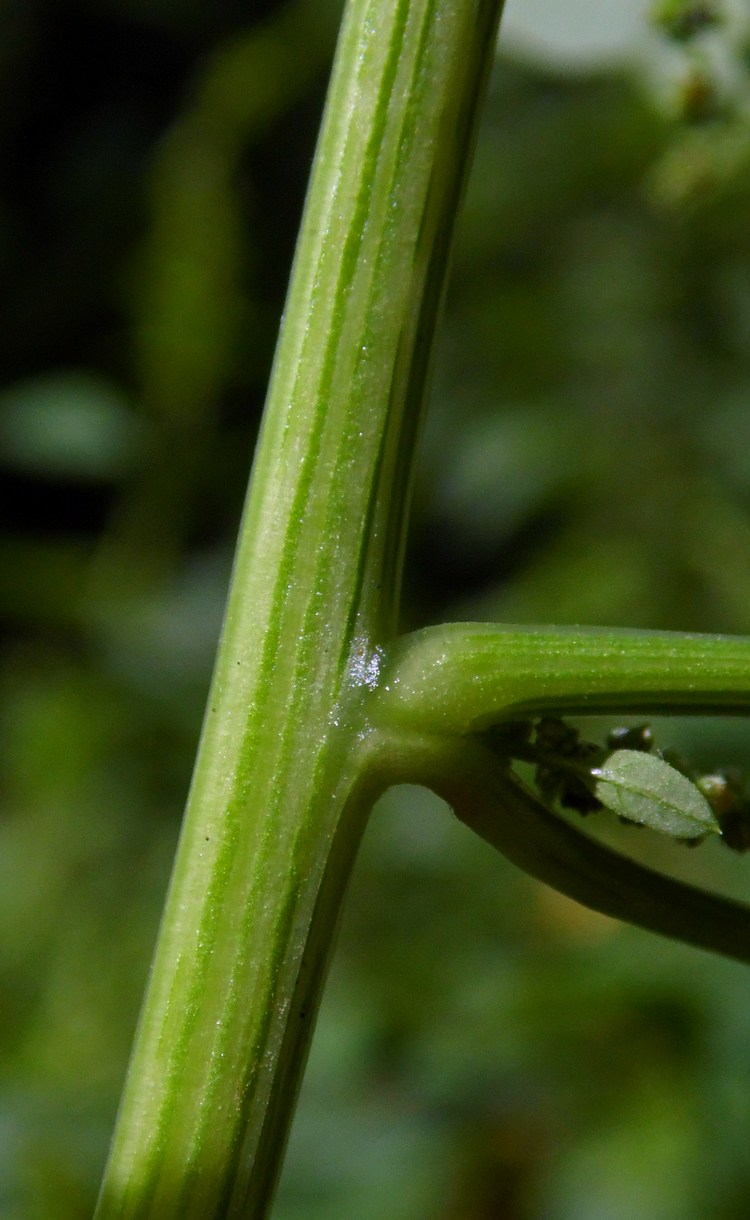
[95,3,505,1217]
[375,623,750,733]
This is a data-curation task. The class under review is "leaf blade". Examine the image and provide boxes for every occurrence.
[592,748,720,839]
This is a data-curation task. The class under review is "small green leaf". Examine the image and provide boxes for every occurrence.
[592,749,720,839]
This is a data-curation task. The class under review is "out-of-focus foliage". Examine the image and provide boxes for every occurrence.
[646,0,750,208]
[3,1,750,1217]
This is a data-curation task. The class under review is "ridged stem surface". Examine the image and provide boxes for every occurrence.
[95,3,505,1217]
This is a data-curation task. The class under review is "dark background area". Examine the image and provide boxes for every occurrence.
[3,2,750,1216]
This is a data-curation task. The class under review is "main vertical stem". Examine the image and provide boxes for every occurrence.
[95,2,505,1216]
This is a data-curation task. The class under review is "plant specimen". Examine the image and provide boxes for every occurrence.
[94,1,750,1217]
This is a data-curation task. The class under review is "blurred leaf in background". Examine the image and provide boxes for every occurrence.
[3,1,750,1217]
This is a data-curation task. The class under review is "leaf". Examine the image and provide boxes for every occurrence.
[592,749,720,839]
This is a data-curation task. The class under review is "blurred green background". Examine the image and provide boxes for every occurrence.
[3,1,750,1216]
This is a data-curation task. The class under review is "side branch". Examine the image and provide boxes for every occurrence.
[375,623,750,733]
[363,729,750,965]
[366,622,750,964]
